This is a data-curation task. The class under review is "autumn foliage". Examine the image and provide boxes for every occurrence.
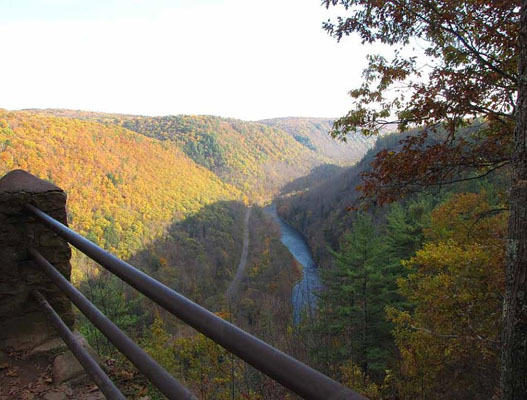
[0,109,241,274]
[388,193,506,398]
[323,0,518,204]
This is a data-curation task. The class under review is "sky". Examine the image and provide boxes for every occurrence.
[0,0,377,121]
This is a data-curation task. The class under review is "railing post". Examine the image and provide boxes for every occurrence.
[0,169,74,351]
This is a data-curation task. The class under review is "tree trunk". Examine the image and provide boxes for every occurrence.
[501,1,527,398]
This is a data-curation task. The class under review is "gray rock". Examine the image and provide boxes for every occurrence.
[53,350,86,384]
[43,390,68,400]
[52,333,101,384]
[30,337,67,357]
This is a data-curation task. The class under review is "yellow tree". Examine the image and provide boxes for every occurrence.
[387,193,506,399]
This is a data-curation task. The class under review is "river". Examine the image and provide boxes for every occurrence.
[264,204,321,324]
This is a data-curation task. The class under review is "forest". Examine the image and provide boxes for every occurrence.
[278,131,508,398]
[24,110,370,202]
[0,113,514,399]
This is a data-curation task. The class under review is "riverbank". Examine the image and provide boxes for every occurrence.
[264,204,321,323]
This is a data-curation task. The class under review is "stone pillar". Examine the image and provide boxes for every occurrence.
[0,170,74,351]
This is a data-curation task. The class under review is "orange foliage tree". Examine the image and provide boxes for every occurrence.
[387,193,506,398]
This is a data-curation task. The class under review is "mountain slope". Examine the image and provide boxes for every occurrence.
[114,115,332,201]
[0,109,242,262]
[276,133,401,265]
[24,110,375,202]
[259,117,375,164]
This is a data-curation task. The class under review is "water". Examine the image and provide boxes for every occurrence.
[264,204,321,324]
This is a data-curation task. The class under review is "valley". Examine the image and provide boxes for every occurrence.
[264,204,321,324]
[0,108,508,399]
[0,107,370,398]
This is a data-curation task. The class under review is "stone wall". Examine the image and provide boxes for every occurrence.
[0,170,74,351]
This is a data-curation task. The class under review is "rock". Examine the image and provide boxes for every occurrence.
[82,393,106,400]
[53,350,86,384]
[0,313,56,351]
[30,337,67,357]
[43,390,68,400]
[52,332,101,384]
[32,192,66,211]
[0,170,73,353]
[0,170,62,194]
[0,349,8,366]
[71,331,96,351]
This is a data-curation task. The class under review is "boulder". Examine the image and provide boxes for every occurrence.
[52,332,101,384]
[30,337,67,357]
[43,391,68,400]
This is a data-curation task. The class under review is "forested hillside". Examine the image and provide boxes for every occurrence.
[25,110,364,202]
[81,201,301,400]
[0,109,241,265]
[270,0,522,395]
[277,133,400,264]
[4,107,511,399]
[2,0,523,398]
[118,115,333,200]
[0,108,343,398]
[260,117,374,164]
[277,127,509,398]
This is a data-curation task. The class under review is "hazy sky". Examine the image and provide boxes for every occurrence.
[0,0,377,120]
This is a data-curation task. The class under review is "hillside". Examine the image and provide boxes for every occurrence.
[1,109,299,329]
[0,109,307,397]
[24,110,374,202]
[3,108,510,398]
[118,115,331,199]
[259,117,375,164]
[275,134,402,261]
[277,125,509,265]
[0,109,242,266]
[274,127,509,398]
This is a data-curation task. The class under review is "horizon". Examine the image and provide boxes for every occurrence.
[6,107,339,122]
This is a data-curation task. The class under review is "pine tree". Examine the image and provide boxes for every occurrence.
[315,213,390,380]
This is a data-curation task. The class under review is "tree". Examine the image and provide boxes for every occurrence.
[388,192,506,399]
[316,213,393,381]
[322,1,526,396]
[502,1,527,397]
[323,0,519,204]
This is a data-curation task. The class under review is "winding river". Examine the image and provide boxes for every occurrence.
[264,204,321,323]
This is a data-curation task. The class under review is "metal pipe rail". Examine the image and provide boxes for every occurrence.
[30,248,195,400]
[32,289,126,400]
[25,203,366,400]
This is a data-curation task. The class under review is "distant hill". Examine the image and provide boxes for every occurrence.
[113,115,332,201]
[275,133,403,265]
[24,110,374,202]
[259,117,375,164]
[0,110,241,264]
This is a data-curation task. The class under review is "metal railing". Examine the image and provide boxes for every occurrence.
[25,203,366,400]
[32,289,126,400]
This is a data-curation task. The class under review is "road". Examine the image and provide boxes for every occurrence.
[226,205,252,299]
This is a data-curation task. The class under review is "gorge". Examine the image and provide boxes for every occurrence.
[264,203,321,324]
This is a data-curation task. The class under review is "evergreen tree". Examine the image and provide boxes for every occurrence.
[316,212,390,379]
